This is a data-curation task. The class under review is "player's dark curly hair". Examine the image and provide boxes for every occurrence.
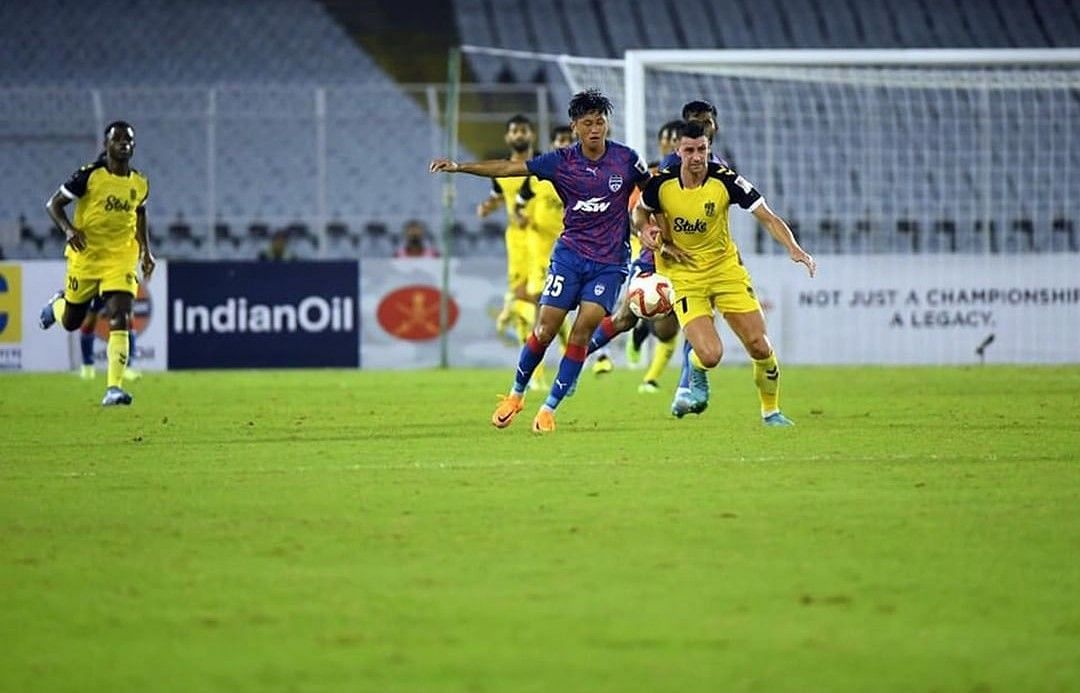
[551,125,573,141]
[657,119,684,140]
[568,89,613,121]
[681,100,717,119]
[505,114,533,130]
[681,121,707,140]
[104,120,134,138]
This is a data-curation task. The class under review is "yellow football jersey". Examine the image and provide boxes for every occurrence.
[60,157,149,275]
[639,162,762,279]
[517,176,563,239]
[491,174,532,231]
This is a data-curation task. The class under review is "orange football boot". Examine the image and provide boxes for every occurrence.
[491,393,525,428]
[532,408,556,433]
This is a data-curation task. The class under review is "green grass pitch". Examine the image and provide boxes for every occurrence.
[2,366,1079,692]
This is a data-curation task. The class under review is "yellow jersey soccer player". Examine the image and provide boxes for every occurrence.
[515,125,575,303]
[478,114,538,332]
[636,121,815,426]
[40,120,155,406]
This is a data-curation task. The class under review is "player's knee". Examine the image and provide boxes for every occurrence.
[532,321,558,345]
[61,313,84,332]
[746,335,771,360]
[654,317,679,342]
[611,310,636,333]
[692,338,723,368]
[108,311,130,331]
[697,345,723,369]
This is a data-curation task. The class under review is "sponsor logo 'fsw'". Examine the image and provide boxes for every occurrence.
[571,197,611,213]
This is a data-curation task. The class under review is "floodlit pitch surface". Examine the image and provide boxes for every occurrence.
[2,367,1078,692]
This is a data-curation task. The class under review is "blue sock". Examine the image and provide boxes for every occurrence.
[512,333,548,395]
[587,315,618,355]
[128,332,136,367]
[544,343,587,410]
[677,339,692,390]
[79,329,94,366]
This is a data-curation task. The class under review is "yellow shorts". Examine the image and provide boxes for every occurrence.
[670,265,762,327]
[526,230,559,296]
[64,266,138,304]
[505,227,529,291]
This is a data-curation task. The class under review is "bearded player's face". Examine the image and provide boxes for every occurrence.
[505,123,534,153]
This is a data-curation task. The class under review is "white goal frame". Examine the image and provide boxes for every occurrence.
[623,48,1080,154]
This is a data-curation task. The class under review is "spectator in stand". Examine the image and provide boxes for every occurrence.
[258,230,294,261]
[395,220,439,258]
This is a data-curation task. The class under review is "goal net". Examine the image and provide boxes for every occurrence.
[554,49,1080,256]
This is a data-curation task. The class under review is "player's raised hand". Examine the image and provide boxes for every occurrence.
[658,241,692,264]
[791,247,816,277]
[141,250,157,282]
[638,224,661,250]
[429,158,459,174]
[65,227,87,252]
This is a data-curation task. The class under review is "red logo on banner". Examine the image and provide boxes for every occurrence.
[95,283,152,340]
[376,285,459,341]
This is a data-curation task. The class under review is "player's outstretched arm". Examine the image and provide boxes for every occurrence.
[429,158,530,178]
[752,201,816,277]
[44,190,86,251]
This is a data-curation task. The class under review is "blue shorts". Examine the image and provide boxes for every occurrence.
[540,244,627,315]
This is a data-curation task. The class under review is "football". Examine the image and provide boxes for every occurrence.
[626,271,675,320]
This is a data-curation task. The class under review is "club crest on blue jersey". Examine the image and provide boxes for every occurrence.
[608,174,623,192]
[594,284,605,296]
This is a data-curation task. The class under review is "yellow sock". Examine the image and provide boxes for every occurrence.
[689,349,708,371]
[753,353,780,416]
[52,297,67,323]
[107,330,129,388]
[643,336,677,383]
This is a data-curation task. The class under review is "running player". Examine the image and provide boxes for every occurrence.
[39,121,154,406]
[477,114,546,388]
[636,121,815,425]
[431,89,650,432]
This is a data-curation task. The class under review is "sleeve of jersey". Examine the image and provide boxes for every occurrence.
[630,150,650,185]
[59,167,92,199]
[526,150,561,181]
[659,152,680,171]
[721,169,764,211]
[516,176,535,204]
[139,179,150,208]
[639,178,662,212]
[490,178,503,195]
